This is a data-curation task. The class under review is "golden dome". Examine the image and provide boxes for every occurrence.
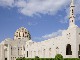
[14,27,31,40]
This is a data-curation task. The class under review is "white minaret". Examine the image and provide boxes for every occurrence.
[69,0,76,27]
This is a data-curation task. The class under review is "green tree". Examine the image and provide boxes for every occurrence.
[54,54,63,60]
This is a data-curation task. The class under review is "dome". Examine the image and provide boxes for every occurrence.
[14,27,31,40]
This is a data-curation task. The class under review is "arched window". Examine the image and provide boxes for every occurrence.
[79,45,80,51]
[27,51,28,57]
[78,45,80,58]
[23,33,24,37]
[25,32,27,34]
[11,57,12,60]
[19,32,20,37]
[34,51,36,56]
[43,49,45,57]
[66,44,72,55]
[38,50,40,57]
[31,51,32,57]
[18,47,19,55]
[11,46,12,55]
[56,47,59,54]
[72,9,73,13]
[49,48,51,57]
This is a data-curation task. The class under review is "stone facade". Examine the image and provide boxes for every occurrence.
[0,0,80,60]
[0,27,31,60]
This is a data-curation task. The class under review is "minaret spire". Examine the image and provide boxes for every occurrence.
[69,0,76,27]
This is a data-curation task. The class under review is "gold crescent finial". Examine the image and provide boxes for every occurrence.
[71,0,74,4]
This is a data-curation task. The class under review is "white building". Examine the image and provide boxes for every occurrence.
[0,0,80,60]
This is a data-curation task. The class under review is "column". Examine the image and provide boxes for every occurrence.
[7,44,11,60]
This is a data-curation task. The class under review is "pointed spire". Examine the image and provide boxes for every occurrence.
[69,0,76,27]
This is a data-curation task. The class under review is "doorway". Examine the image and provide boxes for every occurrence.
[78,45,80,58]
[27,51,28,57]
[66,44,72,55]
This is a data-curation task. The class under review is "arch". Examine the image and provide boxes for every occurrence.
[66,44,72,55]
[11,46,12,55]
[27,51,28,57]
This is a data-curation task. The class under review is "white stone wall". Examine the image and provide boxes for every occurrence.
[24,26,80,58]
[0,26,80,60]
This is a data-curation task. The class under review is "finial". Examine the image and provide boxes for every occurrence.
[71,0,74,6]
[71,0,74,3]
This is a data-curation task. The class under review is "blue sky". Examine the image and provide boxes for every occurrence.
[0,0,80,42]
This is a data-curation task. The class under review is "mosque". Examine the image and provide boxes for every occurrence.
[0,0,80,60]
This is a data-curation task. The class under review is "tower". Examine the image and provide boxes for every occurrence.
[69,0,76,27]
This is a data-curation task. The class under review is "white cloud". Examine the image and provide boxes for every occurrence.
[0,0,69,16]
[42,29,63,39]
[33,29,64,41]
[60,0,80,23]
[0,0,14,7]
[0,0,80,22]
[16,0,69,16]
